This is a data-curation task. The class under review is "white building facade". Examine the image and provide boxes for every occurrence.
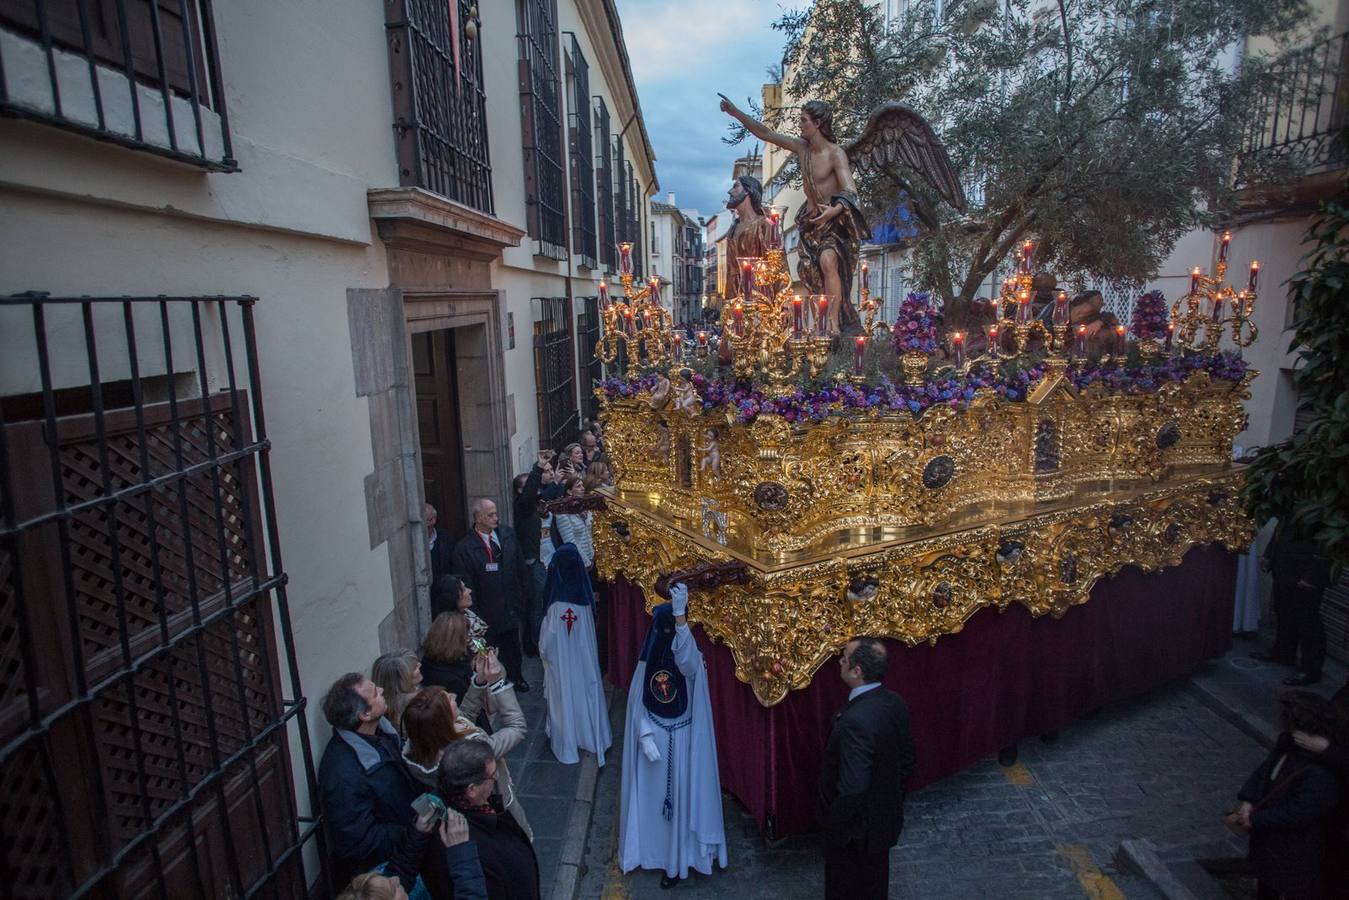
[0,0,655,893]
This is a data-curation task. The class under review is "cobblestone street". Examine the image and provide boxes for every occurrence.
[572,671,1272,899]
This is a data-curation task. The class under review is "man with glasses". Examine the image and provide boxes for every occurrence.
[817,637,916,898]
[439,739,540,900]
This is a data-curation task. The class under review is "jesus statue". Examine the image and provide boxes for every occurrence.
[720,96,869,334]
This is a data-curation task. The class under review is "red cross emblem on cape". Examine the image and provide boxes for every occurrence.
[561,607,577,634]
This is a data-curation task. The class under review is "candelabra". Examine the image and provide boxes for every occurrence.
[1171,232,1259,354]
[596,242,678,370]
[989,275,1072,368]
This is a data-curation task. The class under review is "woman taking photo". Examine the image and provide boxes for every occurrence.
[401,650,532,838]
[419,612,475,702]
[552,476,594,569]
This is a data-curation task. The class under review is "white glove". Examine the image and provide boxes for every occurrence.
[639,733,662,762]
[670,582,689,618]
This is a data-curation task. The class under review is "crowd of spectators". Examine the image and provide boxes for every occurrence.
[320,422,608,898]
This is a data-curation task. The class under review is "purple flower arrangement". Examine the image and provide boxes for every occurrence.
[599,353,1248,425]
[1130,289,1169,341]
[891,292,940,354]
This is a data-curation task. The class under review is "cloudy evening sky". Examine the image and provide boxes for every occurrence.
[615,0,799,220]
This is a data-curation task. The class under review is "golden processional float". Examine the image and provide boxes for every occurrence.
[589,233,1260,707]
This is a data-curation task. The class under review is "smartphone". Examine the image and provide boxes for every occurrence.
[412,792,446,822]
[470,637,489,656]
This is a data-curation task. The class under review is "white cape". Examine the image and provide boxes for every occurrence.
[618,623,727,878]
[540,600,612,766]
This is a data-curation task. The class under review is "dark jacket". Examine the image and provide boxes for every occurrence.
[455,801,540,900]
[1238,733,1340,898]
[512,465,546,564]
[318,719,420,888]
[385,824,489,900]
[817,685,917,854]
[1265,534,1333,593]
[451,526,531,632]
[429,527,454,584]
[421,655,473,702]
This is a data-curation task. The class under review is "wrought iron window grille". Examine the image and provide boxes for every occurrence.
[576,295,602,423]
[518,0,568,260]
[385,0,495,215]
[565,35,597,270]
[594,98,615,272]
[0,0,236,170]
[532,296,578,450]
[0,292,323,898]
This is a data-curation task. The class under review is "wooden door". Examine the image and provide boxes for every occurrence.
[413,329,467,538]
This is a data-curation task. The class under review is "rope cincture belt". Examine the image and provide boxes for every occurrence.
[652,715,693,821]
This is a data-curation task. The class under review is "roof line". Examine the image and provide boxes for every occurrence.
[599,0,659,193]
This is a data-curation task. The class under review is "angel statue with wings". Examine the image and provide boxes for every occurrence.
[719,95,966,334]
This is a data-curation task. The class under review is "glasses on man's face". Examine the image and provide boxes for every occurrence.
[473,768,497,788]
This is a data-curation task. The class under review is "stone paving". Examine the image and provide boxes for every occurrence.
[503,656,588,894]
[573,677,1272,900]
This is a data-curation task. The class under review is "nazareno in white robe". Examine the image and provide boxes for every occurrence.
[618,617,727,878]
[540,594,612,765]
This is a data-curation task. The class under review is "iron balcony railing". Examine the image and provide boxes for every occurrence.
[0,293,322,898]
[0,0,236,170]
[1241,29,1348,179]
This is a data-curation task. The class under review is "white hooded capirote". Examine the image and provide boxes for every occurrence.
[539,543,612,765]
[618,587,727,879]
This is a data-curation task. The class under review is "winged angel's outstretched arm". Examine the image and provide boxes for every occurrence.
[719,94,802,154]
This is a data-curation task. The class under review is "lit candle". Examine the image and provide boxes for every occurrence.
[672,333,682,356]
[854,335,866,375]
[741,262,754,298]
[861,263,870,293]
[1022,241,1034,274]
[952,331,966,368]
[598,280,610,308]
[696,330,708,348]
[1190,267,1202,294]
[1017,290,1031,323]
[1165,322,1175,350]
[641,308,653,330]
[649,277,661,306]
[1052,290,1068,326]
[1248,260,1259,291]
[624,307,635,336]
[1074,324,1087,356]
[619,242,633,276]
[815,295,830,335]
[1211,294,1225,322]
[768,210,783,250]
[1219,230,1231,263]
[1114,324,1127,356]
[986,324,999,358]
[733,301,744,337]
[792,295,803,336]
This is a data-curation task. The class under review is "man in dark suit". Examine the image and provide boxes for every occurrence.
[425,502,453,583]
[1253,528,1333,686]
[817,636,916,899]
[451,497,533,691]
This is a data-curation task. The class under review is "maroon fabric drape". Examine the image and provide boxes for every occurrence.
[607,545,1236,836]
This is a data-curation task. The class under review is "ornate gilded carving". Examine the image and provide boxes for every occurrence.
[594,469,1252,706]
[594,361,1255,706]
